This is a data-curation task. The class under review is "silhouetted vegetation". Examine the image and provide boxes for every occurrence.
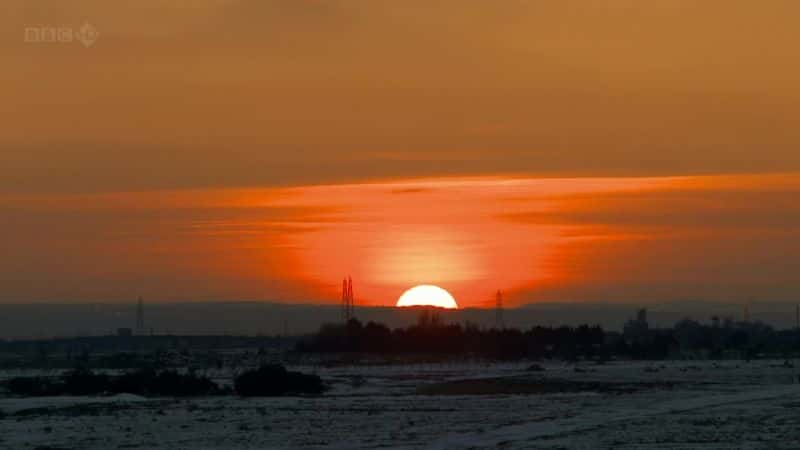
[0,334,295,370]
[111,369,222,396]
[6,376,61,397]
[4,365,325,398]
[612,318,800,360]
[4,369,221,397]
[234,364,324,396]
[298,312,800,361]
[298,314,605,360]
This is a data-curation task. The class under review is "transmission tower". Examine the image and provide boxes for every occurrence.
[743,298,753,323]
[135,296,145,335]
[341,277,354,322]
[495,290,505,329]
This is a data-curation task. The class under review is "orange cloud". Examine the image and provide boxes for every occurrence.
[1,174,798,305]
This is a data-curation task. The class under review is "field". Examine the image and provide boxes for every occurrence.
[2,360,800,449]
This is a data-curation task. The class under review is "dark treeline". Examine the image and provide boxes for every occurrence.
[0,335,297,370]
[3,365,324,398]
[298,310,800,360]
[298,311,605,360]
[0,335,294,355]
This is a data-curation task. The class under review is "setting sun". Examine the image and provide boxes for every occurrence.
[396,285,459,309]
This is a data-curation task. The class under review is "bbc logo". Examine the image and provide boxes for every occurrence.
[24,22,99,48]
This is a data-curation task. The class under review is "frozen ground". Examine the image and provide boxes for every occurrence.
[2,360,800,449]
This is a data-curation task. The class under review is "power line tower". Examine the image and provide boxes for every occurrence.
[495,290,505,329]
[135,296,145,335]
[743,298,752,323]
[341,277,354,322]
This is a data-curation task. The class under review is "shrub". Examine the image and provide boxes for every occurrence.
[109,369,220,396]
[147,371,220,397]
[62,369,109,395]
[108,369,157,396]
[235,364,324,397]
[6,376,61,396]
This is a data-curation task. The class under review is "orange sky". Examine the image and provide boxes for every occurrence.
[1,2,800,305]
[2,174,798,306]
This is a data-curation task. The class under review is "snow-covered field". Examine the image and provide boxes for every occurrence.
[3,360,800,449]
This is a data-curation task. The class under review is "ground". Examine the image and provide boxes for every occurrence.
[2,360,800,449]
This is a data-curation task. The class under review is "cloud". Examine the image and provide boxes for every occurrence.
[503,186,800,230]
[2,1,800,195]
[1,174,799,303]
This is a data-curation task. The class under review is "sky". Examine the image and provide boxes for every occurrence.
[1,1,799,306]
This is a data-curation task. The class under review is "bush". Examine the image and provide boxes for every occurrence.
[7,376,60,396]
[62,369,109,395]
[109,369,220,396]
[235,364,324,397]
[109,369,157,395]
[147,371,220,396]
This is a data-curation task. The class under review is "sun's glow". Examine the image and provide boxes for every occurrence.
[396,285,459,309]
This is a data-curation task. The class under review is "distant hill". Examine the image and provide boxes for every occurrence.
[0,300,797,339]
